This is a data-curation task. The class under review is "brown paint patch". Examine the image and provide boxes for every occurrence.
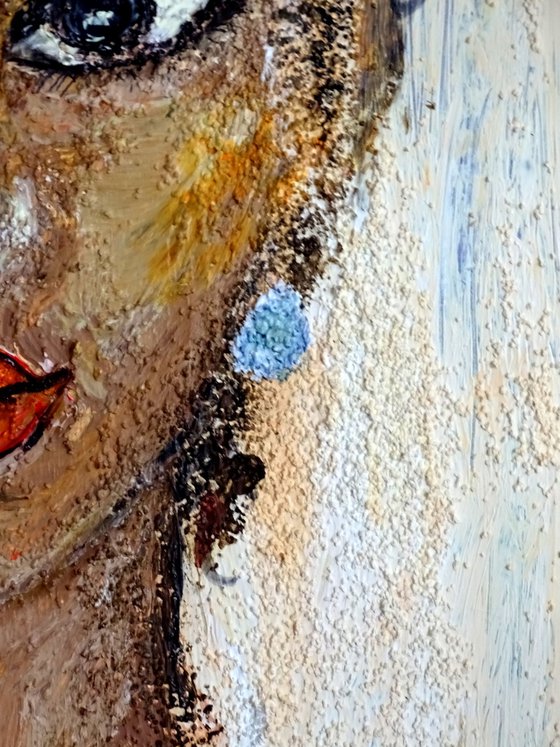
[355,0,404,158]
[0,483,218,746]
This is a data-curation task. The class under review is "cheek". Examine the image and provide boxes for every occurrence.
[0,164,82,338]
[68,103,282,315]
[148,112,281,299]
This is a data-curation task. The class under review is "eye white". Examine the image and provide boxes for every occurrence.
[146,0,209,45]
[10,25,84,67]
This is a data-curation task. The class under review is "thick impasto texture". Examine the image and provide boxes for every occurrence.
[0,1,403,744]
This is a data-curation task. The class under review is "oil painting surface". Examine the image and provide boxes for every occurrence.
[1,0,559,746]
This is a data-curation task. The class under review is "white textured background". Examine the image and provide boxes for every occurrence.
[181,1,560,744]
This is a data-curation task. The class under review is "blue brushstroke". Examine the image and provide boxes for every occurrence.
[232,282,311,381]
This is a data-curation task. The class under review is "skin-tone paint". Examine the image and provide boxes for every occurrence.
[0,1,290,594]
[0,1,405,743]
[0,0,404,595]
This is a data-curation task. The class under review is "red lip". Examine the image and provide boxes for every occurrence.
[0,350,72,458]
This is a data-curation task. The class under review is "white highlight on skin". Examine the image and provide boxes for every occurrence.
[10,25,84,67]
[10,179,37,245]
[146,0,209,44]
[40,355,55,374]
[0,178,38,272]
[261,44,275,83]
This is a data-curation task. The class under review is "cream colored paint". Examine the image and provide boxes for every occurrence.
[147,0,210,44]
[181,0,560,744]
[0,178,37,274]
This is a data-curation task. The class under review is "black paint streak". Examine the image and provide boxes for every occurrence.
[167,376,265,573]
[0,367,72,402]
[390,0,426,17]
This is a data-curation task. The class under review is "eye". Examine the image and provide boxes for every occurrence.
[8,0,152,69]
[7,0,232,72]
[61,0,141,52]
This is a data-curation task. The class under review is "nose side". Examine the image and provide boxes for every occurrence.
[0,14,40,330]
[0,54,84,371]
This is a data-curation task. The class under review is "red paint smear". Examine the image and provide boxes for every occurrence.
[0,354,32,387]
[10,549,22,561]
[0,385,66,456]
[0,351,72,457]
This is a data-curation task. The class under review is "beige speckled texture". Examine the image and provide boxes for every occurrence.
[182,0,560,745]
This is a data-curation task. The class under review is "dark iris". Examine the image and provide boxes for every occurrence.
[61,0,140,53]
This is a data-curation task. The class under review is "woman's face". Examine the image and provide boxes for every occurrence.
[0,0,366,595]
